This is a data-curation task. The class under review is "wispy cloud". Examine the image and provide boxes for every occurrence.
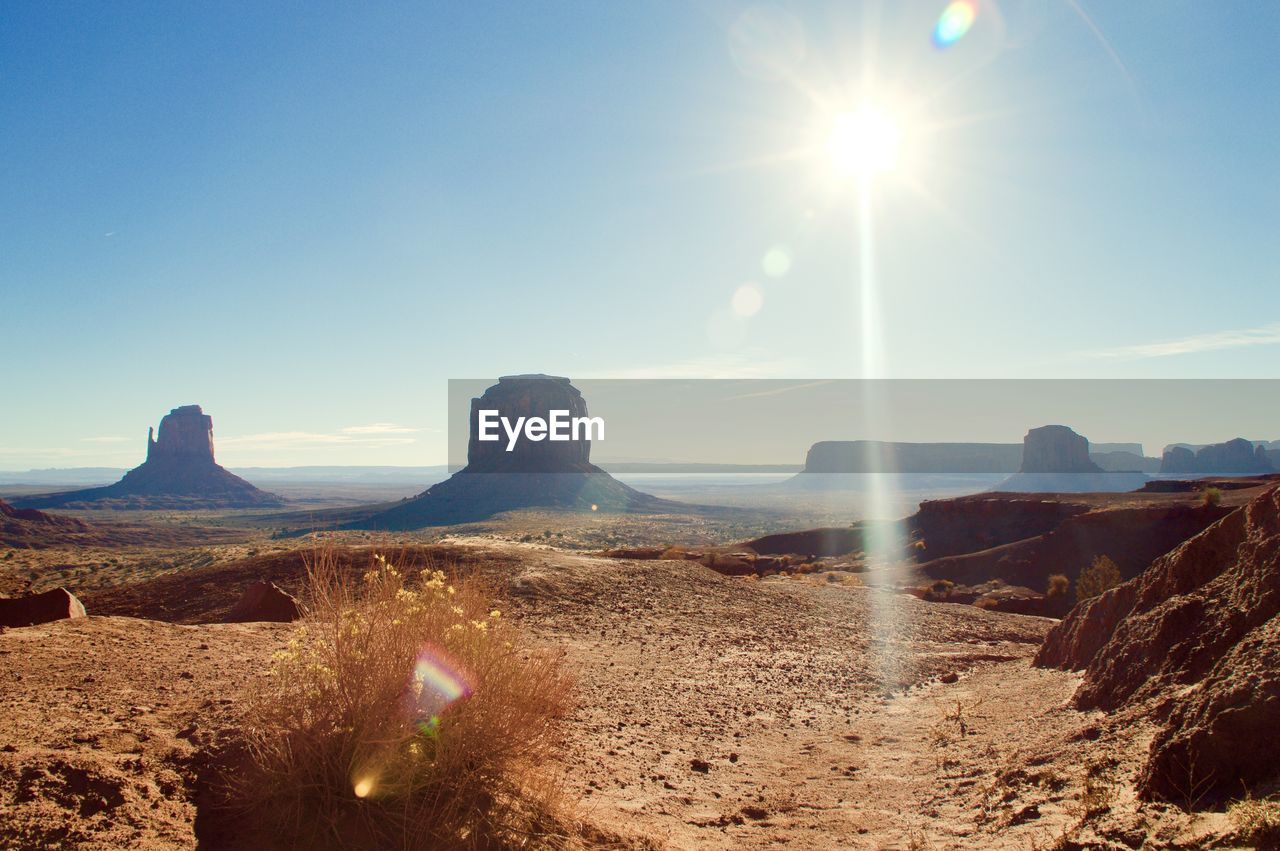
[81,436,130,443]
[339,423,420,435]
[719,380,835,401]
[585,351,808,379]
[1088,323,1280,360]
[218,430,417,451]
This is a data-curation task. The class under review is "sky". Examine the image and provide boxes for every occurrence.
[2,1,1277,468]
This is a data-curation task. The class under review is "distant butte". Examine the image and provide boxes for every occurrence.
[347,375,679,530]
[14,405,283,510]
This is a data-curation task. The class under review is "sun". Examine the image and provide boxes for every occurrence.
[826,103,902,180]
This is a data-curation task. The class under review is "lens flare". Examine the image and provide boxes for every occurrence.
[762,246,791,278]
[353,775,375,798]
[731,284,764,317]
[411,648,471,719]
[933,1,976,49]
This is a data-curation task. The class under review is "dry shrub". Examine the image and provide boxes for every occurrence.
[1202,486,1223,508]
[1228,793,1280,846]
[238,550,573,849]
[926,579,954,601]
[1076,555,1122,603]
[1046,574,1069,599]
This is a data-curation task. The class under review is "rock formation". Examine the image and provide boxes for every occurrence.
[1020,425,1101,474]
[15,406,283,510]
[1036,484,1280,800]
[225,581,301,623]
[1159,437,1274,475]
[467,376,593,472]
[790,434,1157,483]
[799,441,1023,474]
[1090,450,1161,474]
[350,376,679,530]
[994,425,1147,493]
[0,588,87,628]
[0,499,89,549]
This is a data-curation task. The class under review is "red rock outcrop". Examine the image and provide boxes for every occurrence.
[919,503,1230,591]
[1036,484,1280,799]
[14,406,283,510]
[0,588,87,628]
[224,581,301,623]
[911,496,1091,560]
[0,500,89,549]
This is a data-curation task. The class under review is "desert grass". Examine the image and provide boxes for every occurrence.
[237,549,574,849]
[1228,792,1280,847]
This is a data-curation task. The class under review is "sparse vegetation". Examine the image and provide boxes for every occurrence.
[1076,555,1122,603]
[1202,486,1223,508]
[235,550,574,848]
[1228,792,1280,846]
[1046,574,1069,599]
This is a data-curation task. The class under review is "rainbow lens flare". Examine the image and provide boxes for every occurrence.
[933,1,976,49]
[411,648,471,719]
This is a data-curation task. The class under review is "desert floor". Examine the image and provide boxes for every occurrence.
[1,537,1235,849]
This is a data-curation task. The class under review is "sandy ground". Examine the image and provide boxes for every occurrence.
[0,540,1238,848]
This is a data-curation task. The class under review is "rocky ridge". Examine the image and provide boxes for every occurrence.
[1036,484,1280,799]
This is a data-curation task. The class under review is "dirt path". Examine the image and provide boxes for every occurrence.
[463,541,1091,849]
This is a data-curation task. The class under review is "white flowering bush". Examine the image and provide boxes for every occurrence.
[240,550,572,848]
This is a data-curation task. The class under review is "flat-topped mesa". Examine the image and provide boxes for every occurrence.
[147,405,216,464]
[1020,425,1102,474]
[466,375,594,473]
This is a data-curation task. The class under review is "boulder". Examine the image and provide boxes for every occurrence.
[1020,425,1102,474]
[225,581,301,623]
[0,588,87,628]
[1036,484,1280,800]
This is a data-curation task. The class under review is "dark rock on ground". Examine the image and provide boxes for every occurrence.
[1036,484,1280,800]
[224,581,301,623]
[0,588,87,628]
[15,406,283,511]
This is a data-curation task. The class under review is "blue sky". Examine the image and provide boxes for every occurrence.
[2,1,1277,467]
